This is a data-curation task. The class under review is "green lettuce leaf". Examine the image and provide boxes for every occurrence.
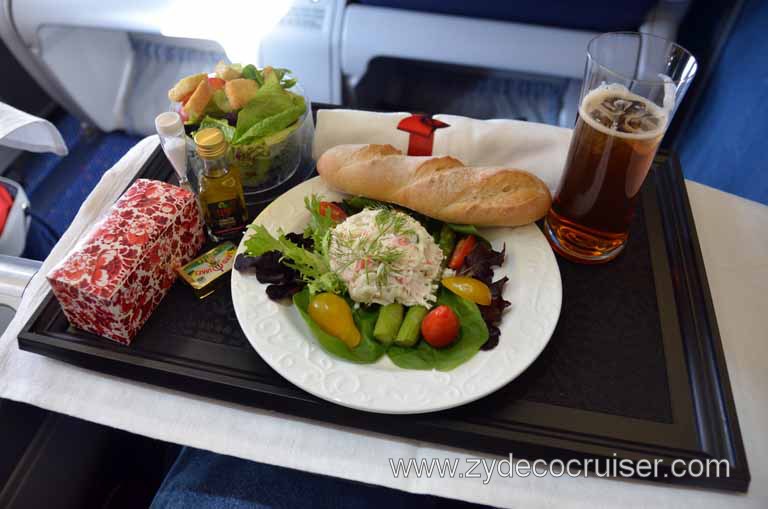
[343,196,389,212]
[386,289,489,371]
[245,224,344,295]
[447,223,482,237]
[293,289,386,364]
[211,89,232,113]
[233,81,306,144]
[242,64,262,84]
[303,195,334,257]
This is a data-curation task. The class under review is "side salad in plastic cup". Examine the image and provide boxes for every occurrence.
[168,62,312,191]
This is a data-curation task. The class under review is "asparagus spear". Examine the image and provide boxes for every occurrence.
[373,303,405,345]
[394,305,428,347]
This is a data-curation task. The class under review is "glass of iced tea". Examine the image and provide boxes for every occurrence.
[545,32,697,263]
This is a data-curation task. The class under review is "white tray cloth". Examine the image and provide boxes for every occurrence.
[1,134,767,509]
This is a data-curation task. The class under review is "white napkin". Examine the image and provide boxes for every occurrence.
[0,102,68,156]
[312,109,573,193]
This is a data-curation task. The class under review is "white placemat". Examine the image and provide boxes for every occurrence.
[0,135,766,508]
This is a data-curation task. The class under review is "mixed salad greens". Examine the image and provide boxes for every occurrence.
[168,62,306,179]
[234,196,510,371]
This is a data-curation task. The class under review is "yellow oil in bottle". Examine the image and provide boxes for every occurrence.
[194,128,248,241]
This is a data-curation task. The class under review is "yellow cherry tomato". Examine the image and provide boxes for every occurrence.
[441,276,492,306]
[308,293,361,348]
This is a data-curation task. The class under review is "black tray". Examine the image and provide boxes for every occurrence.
[19,138,749,492]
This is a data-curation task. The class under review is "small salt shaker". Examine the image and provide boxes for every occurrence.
[155,112,195,191]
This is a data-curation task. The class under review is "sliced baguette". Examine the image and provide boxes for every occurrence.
[317,144,552,227]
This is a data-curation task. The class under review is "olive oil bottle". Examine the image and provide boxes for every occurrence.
[193,128,248,241]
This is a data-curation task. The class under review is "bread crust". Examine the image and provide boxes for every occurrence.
[317,144,552,227]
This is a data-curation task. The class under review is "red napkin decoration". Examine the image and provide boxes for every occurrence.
[397,114,450,156]
[0,184,14,236]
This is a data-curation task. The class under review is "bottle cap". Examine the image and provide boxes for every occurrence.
[194,128,227,159]
[155,111,184,137]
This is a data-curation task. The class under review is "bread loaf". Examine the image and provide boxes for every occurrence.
[316,144,552,227]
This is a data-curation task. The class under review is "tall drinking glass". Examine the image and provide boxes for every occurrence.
[545,32,697,263]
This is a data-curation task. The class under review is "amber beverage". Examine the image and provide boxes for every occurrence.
[546,86,664,262]
[544,32,697,263]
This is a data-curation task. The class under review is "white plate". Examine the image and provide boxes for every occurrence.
[231,177,562,414]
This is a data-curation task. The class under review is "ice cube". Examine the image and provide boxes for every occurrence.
[625,100,647,116]
[601,97,621,113]
[618,113,662,133]
[589,109,613,128]
[602,97,633,114]
[620,116,643,133]
[642,113,660,127]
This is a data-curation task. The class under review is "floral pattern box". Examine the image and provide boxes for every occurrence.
[47,179,204,344]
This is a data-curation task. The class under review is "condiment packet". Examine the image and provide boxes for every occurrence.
[176,241,237,298]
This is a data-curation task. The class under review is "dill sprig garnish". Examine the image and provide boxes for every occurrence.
[330,208,417,289]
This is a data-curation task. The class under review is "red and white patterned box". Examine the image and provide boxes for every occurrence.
[47,179,205,344]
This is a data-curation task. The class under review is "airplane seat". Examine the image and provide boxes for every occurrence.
[0,0,691,134]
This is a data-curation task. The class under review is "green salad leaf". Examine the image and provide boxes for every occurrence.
[303,195,334,256]
[293,277,489,369]
[245,224,344,294]
[273,68,298,89]
[293,289,386,363]
[446,223,483,237]
[386,289,489,371]
[343,196,388,212]
[233,80,306,145]
[242,64,261,83]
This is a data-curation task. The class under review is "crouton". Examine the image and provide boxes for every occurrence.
[168,73,207,102]
[225,78,260,109]
[182,79,213,122]
[215,60,242,81]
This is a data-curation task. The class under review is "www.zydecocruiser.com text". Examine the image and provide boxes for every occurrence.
[389,454,730,484]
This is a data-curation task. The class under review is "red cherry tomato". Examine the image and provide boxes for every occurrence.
[319,202,347,223]
[448,235,477,270]
[207,77,226,90]
[179,92,193,105]
[421,305,460,348]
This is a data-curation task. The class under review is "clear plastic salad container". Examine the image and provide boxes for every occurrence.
[184,90,313,195]
[230,89,313,191]
[183,87,313,197]
[169,64,313,200]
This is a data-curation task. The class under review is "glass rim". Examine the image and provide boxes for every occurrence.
[586,31,698,86]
